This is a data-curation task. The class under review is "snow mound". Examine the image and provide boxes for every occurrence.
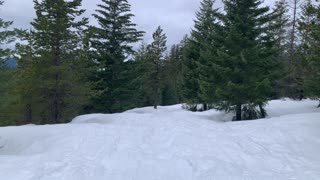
[0,99,319,180]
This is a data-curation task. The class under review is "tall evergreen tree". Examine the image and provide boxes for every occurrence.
[287,0,315,100]
[133,39,184,108]
[14,32,37,124]
[162,43,184,105]
[0,1,17,125]
[182,0,219,110]
[299,1,320,107]
[213,0,280,120]
[284,0,307,100]
[90,0,144,113]
[147,26,167,109]
[270,0,290,54]
[269,0,291,98]
[298,0,313,46]
[131,42,151,107]
[196,1,223,109]
[20,0,90,124]
[288,0,302,65]
[132,27,167,109]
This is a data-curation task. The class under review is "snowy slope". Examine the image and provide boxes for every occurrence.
[0,99,319,180]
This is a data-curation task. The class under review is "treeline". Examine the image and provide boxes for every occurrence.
[0,0,319,125]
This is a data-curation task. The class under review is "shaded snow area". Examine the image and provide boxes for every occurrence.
[0,99,320,180]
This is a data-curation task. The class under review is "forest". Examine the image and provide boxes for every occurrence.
[0,0,320,126]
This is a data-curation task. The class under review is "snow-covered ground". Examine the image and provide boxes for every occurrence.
[0,99,319,180]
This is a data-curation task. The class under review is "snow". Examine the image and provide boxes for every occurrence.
[0,99,319,180]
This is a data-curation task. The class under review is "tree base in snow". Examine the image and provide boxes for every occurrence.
[182,104,213,112]
[232,104,267,121]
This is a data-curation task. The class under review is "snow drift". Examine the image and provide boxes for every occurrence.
[0,99,319,180]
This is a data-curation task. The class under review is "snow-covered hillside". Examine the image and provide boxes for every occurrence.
[0,99,319,180]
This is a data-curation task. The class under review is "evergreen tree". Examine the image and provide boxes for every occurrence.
[133,39,184,108]
[131,42,151,107]
[270,0,290,54]
[0,66,16,126]
[18,0,90,124]
[269,0,291,98]
[0,1,17,126]
[133,27,167,109]
[299,1,320,107]
[90,0,144,113]
[162,43,184,105]
[284,0,308,100]
[213,0,280,120]
[287,0,315,100]
[181,36,199,109]
[298,0,314,46]
[14,31,37,124]
[288,0,302,65]
[147,26,167,109]
[182,0,219,111]
[196,1,223,109]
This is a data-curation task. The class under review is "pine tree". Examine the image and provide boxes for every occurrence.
[133,39,184,108]
[270,0,290,54]
[133,27,167,109]
[299,1,320,107]
[131,42,151,107]
[298,0,313,46]
[288,0,315,100]
[196,0,223,109]
[0,1,17,126]
[182,0,219,110]
[20,0,90,124]
[147,26,167,109]
[181,36,199,110]
[288,0,302,65]
[162,43,184,105]
[283,0,308,100]
[90,0,144,113]
[268,0,291,98]
[213,0,280,120]
[14,31,37,124]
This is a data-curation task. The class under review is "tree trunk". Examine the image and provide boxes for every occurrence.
[24,104,32,124]
[53,96,59,123]
[154,86,160,110]
[52,38,62,124]
[53,73,60,124]
[235,103,242,121]
[203,104,208,111]
[318,101,320,108]
[299,90,304,101]
[259,104,266,119]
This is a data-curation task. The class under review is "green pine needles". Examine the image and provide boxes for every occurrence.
[183,0,282,120]
[89,0,144,113]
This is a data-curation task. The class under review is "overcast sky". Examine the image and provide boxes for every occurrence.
[1,0,276,46]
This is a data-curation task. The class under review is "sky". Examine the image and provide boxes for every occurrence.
[1,0,276,47]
